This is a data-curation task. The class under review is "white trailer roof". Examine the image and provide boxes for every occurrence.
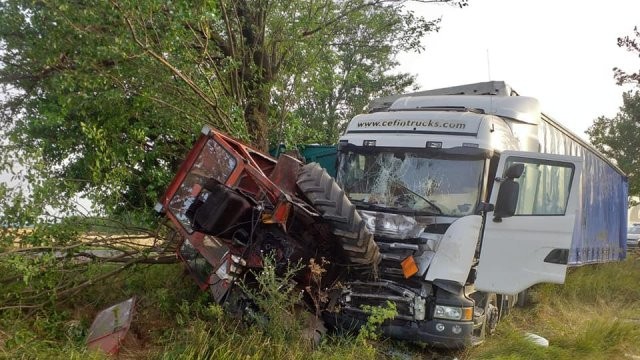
[389,95,541,125]
[368,81,517,111]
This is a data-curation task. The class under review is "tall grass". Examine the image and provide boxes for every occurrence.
[3,254,639,359]
[0,263,195,359]
[154,317,381,360]
[468,255,640,359]
[0,257,392,359]
[153,257,396,360]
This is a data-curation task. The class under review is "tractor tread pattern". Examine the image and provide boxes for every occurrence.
[297,163,381,267]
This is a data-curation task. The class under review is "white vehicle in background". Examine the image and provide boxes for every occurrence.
[628,224,640,248]
[325,81,628,347]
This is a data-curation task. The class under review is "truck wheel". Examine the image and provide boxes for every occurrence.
[485,293,500,336]
[471,292,500,345]
[297,162,381,267]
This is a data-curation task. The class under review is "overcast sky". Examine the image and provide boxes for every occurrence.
[398,0,640,140]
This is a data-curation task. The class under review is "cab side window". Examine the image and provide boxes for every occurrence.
[505,157,575,216]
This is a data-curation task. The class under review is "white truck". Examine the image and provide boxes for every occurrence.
[325,81,628,346]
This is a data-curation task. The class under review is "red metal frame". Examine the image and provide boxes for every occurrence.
[162,128,293,215]
[160,127,304,288]
[212,131,286,205]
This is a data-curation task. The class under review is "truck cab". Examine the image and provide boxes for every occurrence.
[328,87,585,346]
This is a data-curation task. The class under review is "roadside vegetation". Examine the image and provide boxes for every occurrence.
[0,2,456,345]
[1,1,640,359]
[1,251,638,359]
[467,250,640,360]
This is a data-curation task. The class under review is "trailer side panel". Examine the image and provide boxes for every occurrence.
[539,120,627,264]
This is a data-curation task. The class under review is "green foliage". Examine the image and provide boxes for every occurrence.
[614,27,640,86]
[587,91,640,197]
[350,301,398,358]
[239,255,305,342]
[588,27,640,197]
[357,301,398,342]
[1,0,205,216]
[0,263,190,359]
[270,1,439,145]
[0,216,178,311]
[0,0,448,220]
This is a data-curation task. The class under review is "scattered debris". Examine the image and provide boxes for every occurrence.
[86,297,137,355]
[524,332,549,347]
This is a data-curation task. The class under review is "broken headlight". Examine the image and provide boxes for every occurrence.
[433,305,473,321]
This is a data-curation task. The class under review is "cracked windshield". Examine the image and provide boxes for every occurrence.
[338,151,484,216]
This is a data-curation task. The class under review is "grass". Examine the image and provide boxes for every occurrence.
[1,253,639,359]
[0,263,198,359]
[466,251,640,359]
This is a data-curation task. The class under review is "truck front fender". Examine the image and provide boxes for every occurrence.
[425,215,481,285]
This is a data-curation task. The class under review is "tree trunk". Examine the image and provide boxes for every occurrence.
[245,90,269,151]
[237,0,271,152]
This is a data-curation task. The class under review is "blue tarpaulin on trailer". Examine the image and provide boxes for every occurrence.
[539,120,627,265]
[570,151,628,264]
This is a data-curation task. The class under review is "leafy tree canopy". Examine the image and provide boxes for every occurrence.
[0,0,469,312]
[587,91,640,197]
[588,27,640,198]
[0,0,459,217]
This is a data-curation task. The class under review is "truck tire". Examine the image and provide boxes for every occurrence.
[484,293,500,336]
[297,162,381,267]
[471,291,500,345]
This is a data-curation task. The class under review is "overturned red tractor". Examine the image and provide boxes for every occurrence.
[157,126,380,311]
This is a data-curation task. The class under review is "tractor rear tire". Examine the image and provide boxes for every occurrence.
[297,162,381,267]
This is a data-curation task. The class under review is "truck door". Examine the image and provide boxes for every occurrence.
[475,151,582,295]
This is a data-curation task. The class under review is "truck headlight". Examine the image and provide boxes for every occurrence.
[434,305,473,321]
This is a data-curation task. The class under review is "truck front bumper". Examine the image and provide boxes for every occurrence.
[324,311,474,348]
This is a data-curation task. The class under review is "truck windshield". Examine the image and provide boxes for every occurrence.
[337,150,484,217]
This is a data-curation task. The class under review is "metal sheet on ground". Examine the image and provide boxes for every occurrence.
[86,296,136,355]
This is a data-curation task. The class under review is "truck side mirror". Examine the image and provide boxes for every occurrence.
[492,163,524,222]
[504,163,524,179]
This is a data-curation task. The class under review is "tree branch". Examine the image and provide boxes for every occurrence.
[111,0,233,134]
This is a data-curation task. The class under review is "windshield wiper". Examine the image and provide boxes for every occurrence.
[391,182,443,215]
[350,199,440,216]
